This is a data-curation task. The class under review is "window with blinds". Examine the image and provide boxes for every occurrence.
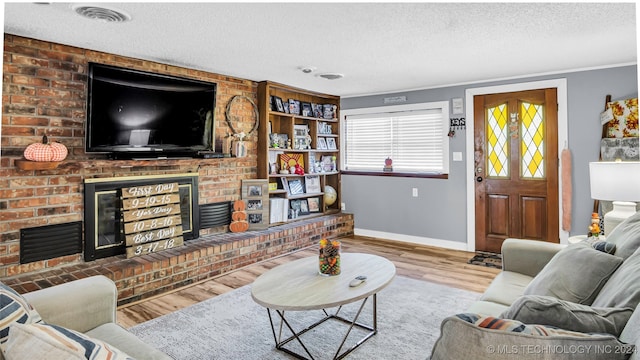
[343,102,449,174]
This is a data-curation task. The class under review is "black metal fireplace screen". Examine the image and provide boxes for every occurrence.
[83,174,199,261]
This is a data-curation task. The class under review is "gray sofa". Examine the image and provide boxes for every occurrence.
[431,210,640,360]
[1,275,170,360]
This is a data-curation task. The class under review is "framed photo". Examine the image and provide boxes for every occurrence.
[307,197,321,213]
[294,124,309,138]
[283,101,289,114]
[247,199,263,210]
[314,104,323,118]
[248,213,263,224]
[289,99,301,115]
[301,102,313,117]
[277,134,289,148]
[305,175,321,193]
[317,137,327,150]
[248,185,262,196]
[326,137,337,150]
[299,199,309,215]
[321,155,334,172]
[287,178,305,195]
[274,96,284,112]
[269,96,276,111]
[241,179,269,230]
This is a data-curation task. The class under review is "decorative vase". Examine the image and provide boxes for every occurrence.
[319,239,341,276]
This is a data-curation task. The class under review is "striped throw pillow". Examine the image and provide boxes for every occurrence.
[456,313,614,338]
[4,323,133,360]
[1,283,42,349]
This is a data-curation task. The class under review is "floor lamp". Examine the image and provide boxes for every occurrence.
[589,161,640,236]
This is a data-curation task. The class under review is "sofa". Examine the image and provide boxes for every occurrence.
[431,210,640,360]
[0,275,171,360]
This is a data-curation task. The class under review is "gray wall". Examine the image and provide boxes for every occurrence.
[340,65,638,248]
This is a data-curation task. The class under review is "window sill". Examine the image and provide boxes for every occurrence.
[341,170,448,179]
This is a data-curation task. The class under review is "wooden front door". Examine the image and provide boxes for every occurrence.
[474,89,559,253]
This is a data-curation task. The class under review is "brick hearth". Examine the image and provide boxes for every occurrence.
[3,213,353,305]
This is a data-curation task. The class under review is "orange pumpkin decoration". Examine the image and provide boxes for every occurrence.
[232,211,247,221]
[233,200,246,212]
[229,220,249,233]
[24,135,68,162]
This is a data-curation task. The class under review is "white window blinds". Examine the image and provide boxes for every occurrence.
[343,104,449,174]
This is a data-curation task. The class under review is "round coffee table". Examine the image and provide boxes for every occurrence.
[251,252,396,360]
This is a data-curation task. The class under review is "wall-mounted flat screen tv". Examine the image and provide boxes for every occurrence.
[86,63,216,158]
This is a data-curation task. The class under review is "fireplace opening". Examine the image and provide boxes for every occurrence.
[83,174,199,261]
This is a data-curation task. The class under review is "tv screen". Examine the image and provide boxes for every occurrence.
[86,63,216,158]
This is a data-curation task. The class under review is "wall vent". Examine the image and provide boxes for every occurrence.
[200,201,231,229]
[20,222,82,264]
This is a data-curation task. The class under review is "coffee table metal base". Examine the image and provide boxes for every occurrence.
[266,294,377,360]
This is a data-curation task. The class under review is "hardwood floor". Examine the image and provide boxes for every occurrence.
[116,235,500,328]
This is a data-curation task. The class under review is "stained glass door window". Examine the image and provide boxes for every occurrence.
[521,102,545,178]
[486,103,509,177]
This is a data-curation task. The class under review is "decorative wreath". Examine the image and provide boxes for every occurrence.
[225,95,259,140]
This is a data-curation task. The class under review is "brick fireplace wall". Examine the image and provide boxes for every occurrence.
[0,35,313,284]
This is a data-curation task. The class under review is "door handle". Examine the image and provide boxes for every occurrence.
[476,176,483,182]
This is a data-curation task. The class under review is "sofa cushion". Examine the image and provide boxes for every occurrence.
[606,210,640,260]
[523,243,623,305]
[430,313,634,360]
[592,241,616,254]
[501,295,633,336]
[0,283,42,351]
[3,323,133,360]
[619,303,640,360]
[479,271,534,306]
[593,247,640,309]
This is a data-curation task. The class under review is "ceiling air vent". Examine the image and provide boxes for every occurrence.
[72,5,131,22]
[317,73,344,80]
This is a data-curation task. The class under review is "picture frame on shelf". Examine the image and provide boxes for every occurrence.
[307,197,321,212]
[326,137,337,150]
[321,155,335,172]
[273,96,284,112]
[323,104,334,119]
[289,99,301,115]
[278,177,290,193]
[287,178,305,195]
[269,96,276,111]
[305,175,321,193]
[299,199,310,215]
[314,104,323,118]
[317,137,327,150]
[277,134,289,149]
[283,101,289,114]
[279,153,304,173]
[301,102,313,117]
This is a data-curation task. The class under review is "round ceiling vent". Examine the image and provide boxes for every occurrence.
[317,73,344,80]
[72,5,131,22]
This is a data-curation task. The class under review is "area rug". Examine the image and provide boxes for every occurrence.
[128,276,480,360]
[467,251,502,269]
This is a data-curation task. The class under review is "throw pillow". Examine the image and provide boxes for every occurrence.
[4,323,133,360]
[430,313,635,360]
[592,241,616,254]
[501,295,633,336]
[0,283,42,350]
[523,243,623,305]
[606,210,640,260]
[592,246,640,309]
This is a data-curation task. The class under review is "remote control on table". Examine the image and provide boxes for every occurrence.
[349,275,367,287]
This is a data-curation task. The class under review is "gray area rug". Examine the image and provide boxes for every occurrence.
[129,276,480,360]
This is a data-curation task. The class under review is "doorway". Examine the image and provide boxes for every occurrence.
[474,89,559,253]
[465,79,569,252]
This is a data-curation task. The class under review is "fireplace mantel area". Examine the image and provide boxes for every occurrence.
[0,35,354,304]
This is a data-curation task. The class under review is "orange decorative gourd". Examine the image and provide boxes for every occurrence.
[24,135,68,162]
[229,220,249,233]
[232,211,247,221]
[233,200,246,212]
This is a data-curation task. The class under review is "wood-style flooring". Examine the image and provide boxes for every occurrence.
[116,235,500,328]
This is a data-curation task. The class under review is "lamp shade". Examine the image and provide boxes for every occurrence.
[589,161,640,202]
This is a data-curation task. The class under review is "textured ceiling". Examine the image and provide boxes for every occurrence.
[3,2,638,97]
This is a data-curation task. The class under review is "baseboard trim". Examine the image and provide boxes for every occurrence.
[354,228,468,251]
